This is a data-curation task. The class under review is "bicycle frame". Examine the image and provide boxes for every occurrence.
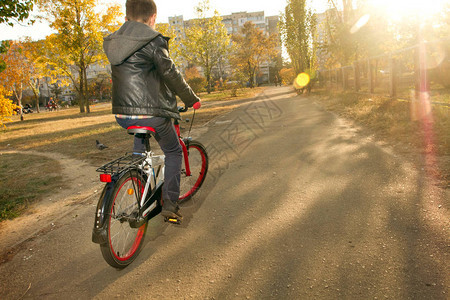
[92,118,195,243]
[174,119,192,177]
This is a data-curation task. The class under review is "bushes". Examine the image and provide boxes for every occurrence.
[187,77,207,93]
[185,66,207,93]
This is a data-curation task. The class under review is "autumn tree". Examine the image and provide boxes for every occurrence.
[0,41,32,120]
[231,21,278,88]
[0,40,47,114]
[0,0,34,26]
[21,40,43,112]
[20,39,65,113]
[155,23,184,67]
[279,0,316,74]
[317,1,402,68]
[320,0,370,67]
[181,0,230,93]
[36,0,122,113]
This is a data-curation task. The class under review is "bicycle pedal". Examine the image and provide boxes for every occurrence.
[164,217,181,225]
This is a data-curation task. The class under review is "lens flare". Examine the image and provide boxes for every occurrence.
[350,14,370,34]
[294,73,310,89]
[409,41,439,181]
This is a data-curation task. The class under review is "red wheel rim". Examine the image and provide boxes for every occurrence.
[109,177,145,261]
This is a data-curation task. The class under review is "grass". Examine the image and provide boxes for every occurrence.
[197,86,264,102]
[0,87,264,220]
[0,153,64,221]
[311,89,450,188]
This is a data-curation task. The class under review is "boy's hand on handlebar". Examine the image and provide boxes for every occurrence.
[177,101,200,113]
[177,106,188,113]
[193,101,201,110]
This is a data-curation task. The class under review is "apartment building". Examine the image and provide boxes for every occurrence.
[168,15,185,36]
[171,11,278,36]
[221,11,266,34]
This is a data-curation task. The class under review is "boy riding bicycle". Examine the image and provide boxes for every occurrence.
[103,0,201,220]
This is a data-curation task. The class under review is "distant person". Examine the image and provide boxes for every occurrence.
[103,0,201,220]
[274,75,279,86]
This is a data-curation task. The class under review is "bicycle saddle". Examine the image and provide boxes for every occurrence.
[127,126,156,136]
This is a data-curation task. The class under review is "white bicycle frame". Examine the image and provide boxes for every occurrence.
[139,151,165,217]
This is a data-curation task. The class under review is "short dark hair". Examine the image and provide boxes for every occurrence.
[126,0,157,23]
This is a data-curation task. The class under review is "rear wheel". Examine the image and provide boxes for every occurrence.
[179,140,208,202]
[100,170,147,268]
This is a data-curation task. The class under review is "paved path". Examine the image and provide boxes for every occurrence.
[0,86,448,299]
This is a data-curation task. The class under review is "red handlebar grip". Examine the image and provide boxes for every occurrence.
[193,102,201,110]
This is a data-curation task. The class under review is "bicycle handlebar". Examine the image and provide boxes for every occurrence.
[178,106,188,113]
[178,101,201,113]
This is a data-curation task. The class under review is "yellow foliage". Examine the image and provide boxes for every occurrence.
[0,85,18,128]
[184,66,202,80]
[279,68,296,85]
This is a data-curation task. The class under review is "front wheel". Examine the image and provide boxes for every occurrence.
[100,169,147,268]
[179,140,208,202]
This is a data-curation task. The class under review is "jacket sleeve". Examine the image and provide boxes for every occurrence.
[151,37,200,107]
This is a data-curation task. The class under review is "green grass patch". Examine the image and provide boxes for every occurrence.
[0,153,64,221]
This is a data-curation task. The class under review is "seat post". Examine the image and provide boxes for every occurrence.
[135,133,151,152]
[144,135,151,152]
[127,126,156,153]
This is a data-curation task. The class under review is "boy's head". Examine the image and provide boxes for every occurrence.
[126,0,157,27]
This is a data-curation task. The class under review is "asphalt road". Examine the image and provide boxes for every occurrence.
[0,86,448,299]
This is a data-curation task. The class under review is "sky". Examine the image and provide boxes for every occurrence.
[0,0,330,41]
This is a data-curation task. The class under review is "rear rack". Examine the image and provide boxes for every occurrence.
[96,153,145,175]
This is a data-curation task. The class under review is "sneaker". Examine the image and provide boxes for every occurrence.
[161,202,182,219]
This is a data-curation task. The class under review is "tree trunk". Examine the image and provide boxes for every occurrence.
[247,60,254,88]
[84,68,90,113]
[16,83,24,121]
[29,79,41,113]
[34,94,40,113]
[205,60,211,94]
[78,65,85,113]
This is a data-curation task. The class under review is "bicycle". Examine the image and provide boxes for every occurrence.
[91,106,208,268]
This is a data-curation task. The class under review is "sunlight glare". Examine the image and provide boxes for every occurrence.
[350,14,370,34]
[368,0,447,20]
[294,73,310,88]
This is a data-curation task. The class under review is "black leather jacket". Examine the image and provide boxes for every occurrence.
[103,21,199,119]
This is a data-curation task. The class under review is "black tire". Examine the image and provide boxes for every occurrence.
[100,169,147,269]
[179,140,208,202]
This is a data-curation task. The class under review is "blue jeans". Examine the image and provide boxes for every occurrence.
[116,117,182,206]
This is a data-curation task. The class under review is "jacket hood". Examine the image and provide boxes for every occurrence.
[103,21,161,65]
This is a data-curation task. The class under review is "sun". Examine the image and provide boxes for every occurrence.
[367,0,448,21]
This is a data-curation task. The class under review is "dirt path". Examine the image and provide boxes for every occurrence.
[0,150,102,260]
[0,86,448,299]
